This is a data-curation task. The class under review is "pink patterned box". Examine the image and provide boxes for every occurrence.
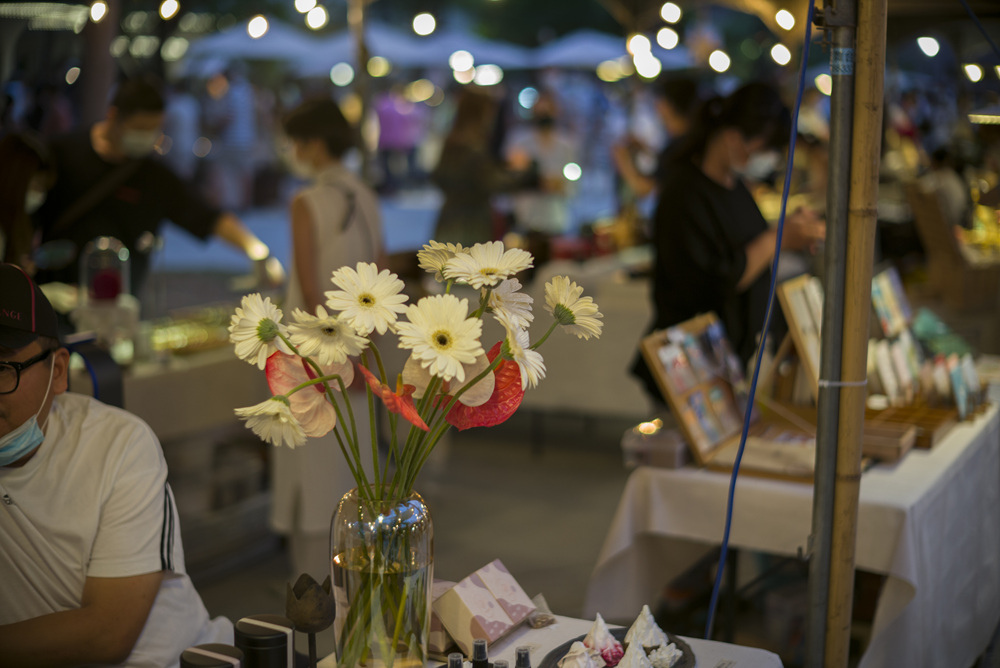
[432,560,535,655]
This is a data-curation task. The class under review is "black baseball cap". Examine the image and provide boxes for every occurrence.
[0,264,61,350]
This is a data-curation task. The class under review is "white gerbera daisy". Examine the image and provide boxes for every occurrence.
[499,319,546,390]
[443,240,533,290]
[325,262,408,336]
[417,241,467,282]
[396,294,484,383]
[402,350,495,407]
[229,293,292,369]
[544,275,604,340]
[488,278,534,330]
[235,396,307,448]
[287,306,368,365]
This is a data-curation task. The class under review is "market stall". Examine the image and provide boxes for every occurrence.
[584,403,1000,668]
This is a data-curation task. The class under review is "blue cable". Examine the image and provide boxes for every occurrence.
[704,0,816,640]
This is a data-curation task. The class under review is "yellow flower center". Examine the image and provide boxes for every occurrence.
[478,267,500,279]
[433,330,452,350]
[359,293,375,307]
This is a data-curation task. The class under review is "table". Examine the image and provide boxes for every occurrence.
[318,615,783,667]
[584,404,1000,668]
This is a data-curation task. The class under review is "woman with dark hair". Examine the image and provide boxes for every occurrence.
[0,132,53,268]
[271,97,381,581]
[431,88,535,245]
[633,82,825,399]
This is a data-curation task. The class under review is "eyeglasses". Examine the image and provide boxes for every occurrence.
[0,348,53,395]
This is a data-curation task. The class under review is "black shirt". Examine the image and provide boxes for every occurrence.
[34,128,220,293]
[651,159,772,365]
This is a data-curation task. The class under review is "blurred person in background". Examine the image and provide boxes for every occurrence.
[631,82,825,400]
[161,78,201,181]
[374,83,427,194]
[207,63,257,211]
[612,75,701,201]
[0,132,54,268]
[504,89,578,245]
[273,97,381,581]
[431,87,537,246]
[31,75,283,302]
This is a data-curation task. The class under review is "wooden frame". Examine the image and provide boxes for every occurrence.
[640,313,816,482]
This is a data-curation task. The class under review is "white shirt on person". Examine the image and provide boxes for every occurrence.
[0,392,232,667]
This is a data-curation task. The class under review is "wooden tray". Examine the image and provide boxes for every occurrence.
[864,405,958,449]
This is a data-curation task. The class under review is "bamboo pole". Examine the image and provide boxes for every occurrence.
[806,0,855,662]
[824,0,887,664]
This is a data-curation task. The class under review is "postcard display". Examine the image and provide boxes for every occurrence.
[776,268,984,450]
[640,313,817,482]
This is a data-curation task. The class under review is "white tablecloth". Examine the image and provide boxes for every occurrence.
[584,404,1000,668]
[319,615,782,667]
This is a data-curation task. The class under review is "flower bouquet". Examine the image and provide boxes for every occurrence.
[228,240,602,668]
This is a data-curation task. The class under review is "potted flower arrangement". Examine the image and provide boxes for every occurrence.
[228,240,602,668]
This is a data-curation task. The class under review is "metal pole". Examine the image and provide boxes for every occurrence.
[806,0,856,665]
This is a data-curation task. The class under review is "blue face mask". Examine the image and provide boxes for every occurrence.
[0,360,54,467]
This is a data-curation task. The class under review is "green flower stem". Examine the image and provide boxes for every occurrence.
[402,355,502,492]
[392,375,441,500]
[530,320,560,350]
[366,343,398,488]
[471,287,492,319]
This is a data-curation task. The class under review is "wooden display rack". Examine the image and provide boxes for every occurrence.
[640,313,815,482]
[772,272,959,460]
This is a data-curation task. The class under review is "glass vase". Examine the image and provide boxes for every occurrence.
[330,487,433,668]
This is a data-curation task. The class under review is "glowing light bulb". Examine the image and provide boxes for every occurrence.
[917,36,939,57]
[657,27,678,50]
[815,73,833,95]
[413,12,436,36]
[247,15,269,39]
[708,50,731,73]
[775,9,795,30]
[770,44,791,66]
[305,6,328,30]
[660,2,681,24]
[159,0,179,21]
[90,1,108,23]
[965,64,983,82]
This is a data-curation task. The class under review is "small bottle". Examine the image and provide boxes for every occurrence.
[494,660,510,668]
[515,646,532,668]
[180,643,243,667]
[449,652,465,668]
[234,614,295,668]
[471,639,490,668]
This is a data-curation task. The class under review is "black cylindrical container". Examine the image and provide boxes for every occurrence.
[234,614,296,668]
[180,643,243,667]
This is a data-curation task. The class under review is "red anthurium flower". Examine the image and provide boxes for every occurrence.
[357,364,430,431]
[446,342,524,431]
[266,351,353,437]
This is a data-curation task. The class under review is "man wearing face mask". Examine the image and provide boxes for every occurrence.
[0,263,233,666]
[31,75,283,299]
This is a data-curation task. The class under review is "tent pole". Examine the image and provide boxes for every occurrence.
[806,0,856,663]
[827,0,888,664]
[348,0,374,183]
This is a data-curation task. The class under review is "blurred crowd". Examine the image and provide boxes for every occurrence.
[3,59,1000,287]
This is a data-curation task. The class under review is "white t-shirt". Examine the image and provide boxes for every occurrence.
[0,392,232,667]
